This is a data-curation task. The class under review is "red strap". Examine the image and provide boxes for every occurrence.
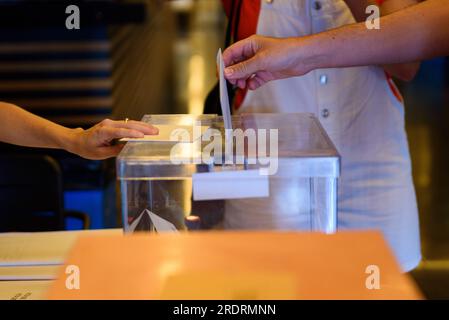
[221,0,261,110]
[221,0,233,17]
[384,71,403,103]
[221,0,260,41]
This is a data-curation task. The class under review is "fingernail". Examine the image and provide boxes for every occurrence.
[224,68,234,77]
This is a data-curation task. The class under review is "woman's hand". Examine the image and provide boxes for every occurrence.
[223,35,320,90]
[67,119,158,160]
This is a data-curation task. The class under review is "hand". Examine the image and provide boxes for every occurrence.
[68,119,158,160]
[223,35,316,90]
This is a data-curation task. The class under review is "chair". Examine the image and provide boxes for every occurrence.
[0,154,90,232]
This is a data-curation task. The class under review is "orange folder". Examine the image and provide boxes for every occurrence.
[47,231,422,300]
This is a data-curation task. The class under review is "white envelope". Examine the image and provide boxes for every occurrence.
[217,48,233,135]
[0,265,59,281]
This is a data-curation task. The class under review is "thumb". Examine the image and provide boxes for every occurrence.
[224,56,261,80]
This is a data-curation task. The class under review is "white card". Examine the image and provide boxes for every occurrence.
[192,169,269,201]
[217,48,233,136]
[0,280,52,300]
[0,229,121,267]
[0,265,59,281]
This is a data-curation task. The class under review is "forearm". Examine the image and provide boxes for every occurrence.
[377,0,421,81]
[0,102,79,152]
[302,0,449,70]
[344,0,420,80]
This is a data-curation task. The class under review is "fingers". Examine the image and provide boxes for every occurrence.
[247,71,274,90]
[75,119,158,160]
[101,119,159,135]
[224,56,261,82]
[232,71,272,90]
[223,36,262,81]
[236,78,247,89]
[98,126,146,142]
[248,76,264,90]
[223,36,257,66]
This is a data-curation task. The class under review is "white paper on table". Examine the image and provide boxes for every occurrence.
[0,280,52,300]
[0,265,59,281]
[0,232,77,266]
[0,229,122,267]
[120,124,210,143]
[217,49,233,137]
[129,209,178,233]
[192,169,270,201]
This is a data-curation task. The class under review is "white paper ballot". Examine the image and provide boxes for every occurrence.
[217,49,233,136]
[192,169,269,201]
[129,209,178,233]
[0,232,78,266]
[120,124,210,143]
[0,265,59,281]
[0,280,52,300]
[0,229,121,267]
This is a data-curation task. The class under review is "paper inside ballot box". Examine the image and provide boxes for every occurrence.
[47,231,422,300]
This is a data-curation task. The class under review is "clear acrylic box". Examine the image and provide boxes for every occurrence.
[117,113,340,233]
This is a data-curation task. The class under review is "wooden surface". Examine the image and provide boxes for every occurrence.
[47,231,422,300]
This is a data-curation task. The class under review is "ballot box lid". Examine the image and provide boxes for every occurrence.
[117,113,340,179]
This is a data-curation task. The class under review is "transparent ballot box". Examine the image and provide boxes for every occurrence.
[117,113,340,233]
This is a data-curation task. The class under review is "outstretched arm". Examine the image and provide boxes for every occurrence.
[223,0,449,89]
[0,102,158,160]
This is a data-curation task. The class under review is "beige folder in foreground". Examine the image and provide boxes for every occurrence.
[47,231,422,300]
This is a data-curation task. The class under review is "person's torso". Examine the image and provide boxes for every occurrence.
[221,1,421,271]
[230,0,408,163]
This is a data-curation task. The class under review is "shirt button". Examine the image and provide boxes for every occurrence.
[321,108,330,118]
[314,1,322,10]
[320,74,328,85]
